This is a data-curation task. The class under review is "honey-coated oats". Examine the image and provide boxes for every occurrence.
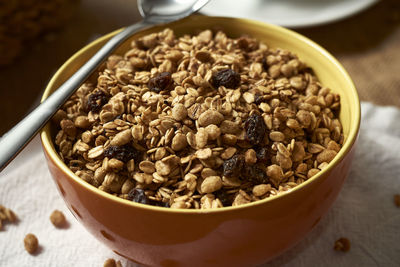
[54,28,343,209]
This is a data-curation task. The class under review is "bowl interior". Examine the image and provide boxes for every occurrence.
[40,15,360,212]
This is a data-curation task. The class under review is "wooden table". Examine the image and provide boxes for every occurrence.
[1,0,399,135]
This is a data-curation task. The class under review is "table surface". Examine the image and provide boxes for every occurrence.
[1,0,399,136]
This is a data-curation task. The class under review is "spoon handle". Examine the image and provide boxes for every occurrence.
[0,20,153,172]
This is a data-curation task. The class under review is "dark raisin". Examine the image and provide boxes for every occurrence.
[244,114,267,146]
[148,72,173,93]
[104,145,141,163]
[211,68,241,89]
[215,190,233,207]
[223,154,245,178]
[254,146,269,162]
[127,188,149,204]
[163,100,169,105]
[87,90,108,112]
[262,57,269,71]
[254,93,264,105]
[242,165,269,184]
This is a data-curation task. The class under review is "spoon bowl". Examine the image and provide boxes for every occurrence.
[139,0,210,22]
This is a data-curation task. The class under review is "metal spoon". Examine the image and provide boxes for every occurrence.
[0,0,209,172]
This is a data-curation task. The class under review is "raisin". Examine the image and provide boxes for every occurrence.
[87,90,108,112]
[215,190,233,207]
[148,72,173,93]
[104,145,141,163]
[211,68,241,89]
[242,165,269,184]
[254,146,269,162]
[262,57,269,71]
[244,114,267,145]
[254,93,264,105]
[222,154,245,178]
[127,188,149,204]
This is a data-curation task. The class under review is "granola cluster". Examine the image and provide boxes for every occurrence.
[53,28,343,209]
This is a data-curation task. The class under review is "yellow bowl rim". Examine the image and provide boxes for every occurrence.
[40,15,361,215]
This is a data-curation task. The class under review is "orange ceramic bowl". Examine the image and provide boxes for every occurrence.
[40,15,360,267]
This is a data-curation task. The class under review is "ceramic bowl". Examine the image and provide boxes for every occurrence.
[40,15,360,267]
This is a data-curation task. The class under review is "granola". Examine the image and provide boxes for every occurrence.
[50,210,67,228]
[24,233,39,254]
[53,28,343,209]
[0,205,17,230]
[334,237,351,252]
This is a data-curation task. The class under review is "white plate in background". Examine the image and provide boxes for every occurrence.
[202,0,378,28]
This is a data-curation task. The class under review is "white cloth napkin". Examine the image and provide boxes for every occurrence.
[1,102,399,267]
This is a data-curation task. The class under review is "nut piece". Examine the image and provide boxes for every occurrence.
[205,124,221,140]
[171,133,188,151]
[198,110,224,127]
[307,168,320,178]
[60,119,76,137]
[172,103,188,121]
[4,207,17,222]
[334,237,351,252]
[316,149,337,163]
[253,184,271,197]
[195,128,208,149]
[267,164,283,187]
[0,206,18,230]
[220,147,237,160]
[74,116,91,129]
[245,149,257,165]
[24,233,39,254]
[201,176,222,193]
[196,148,212,159]
[269,131,285,142]
[50,210,66,228]
[104,258,122,267]
[108,158,124,171]
[394,194,400,207]
[110,129,132,146]
[232,191,251,206]
[220,120,240,134]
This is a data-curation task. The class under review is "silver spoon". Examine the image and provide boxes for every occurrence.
[0,0,209,172]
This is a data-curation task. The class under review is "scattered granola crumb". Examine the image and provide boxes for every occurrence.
[24,233,39,254]
[50,210,66,228]
[5,208,17,222]
[104,258,122,267]
[394,194,400,207]
[334,237,351,252]
[0,205,18,230]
